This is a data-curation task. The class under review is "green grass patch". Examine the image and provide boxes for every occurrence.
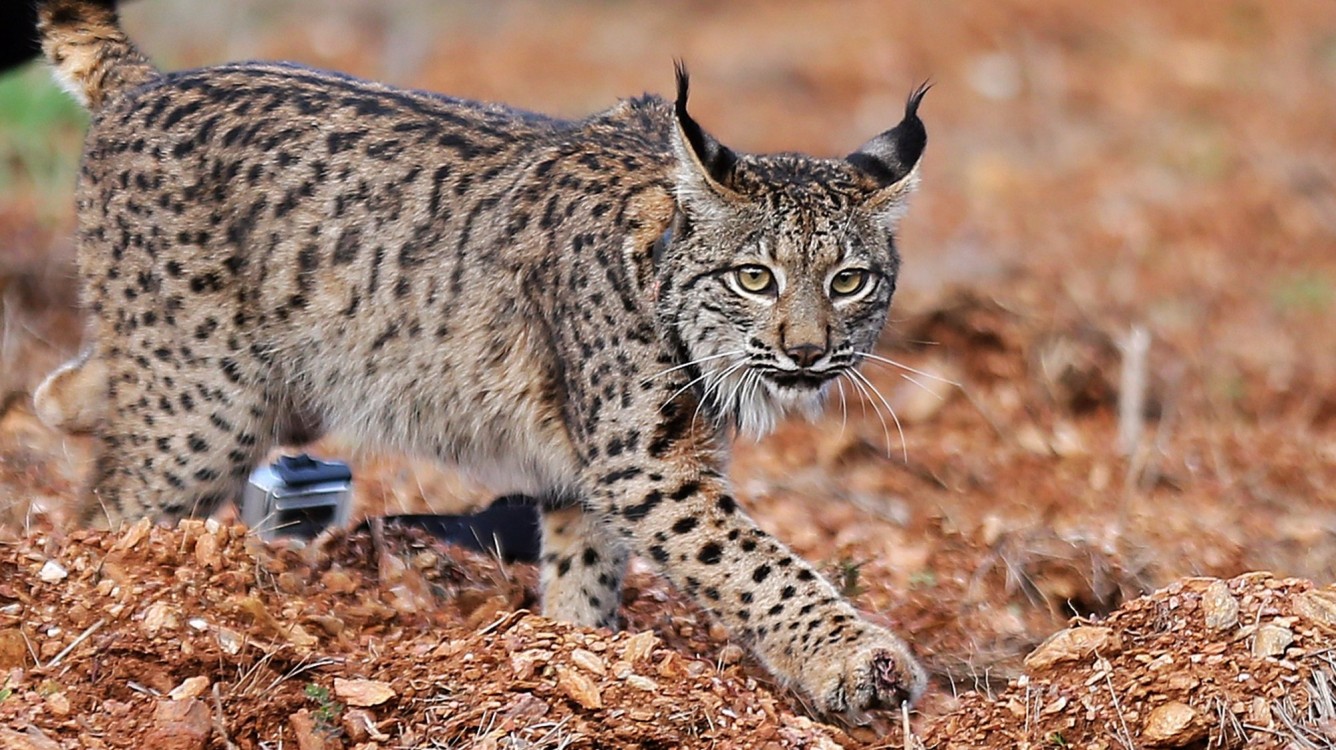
[0,62,89,219]
[1271,273,1333,315]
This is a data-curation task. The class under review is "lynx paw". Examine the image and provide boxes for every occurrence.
[806,626,927,722]
[34,351,106,434]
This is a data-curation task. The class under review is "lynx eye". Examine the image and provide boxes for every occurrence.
[830,269,869,297]
[733,265,776,295]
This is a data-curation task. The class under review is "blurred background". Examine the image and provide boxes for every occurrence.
[0,0,1334,690]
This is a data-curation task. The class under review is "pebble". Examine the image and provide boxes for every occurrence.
[0,628,29,669]
[570,648,606,676]
[1141,700,1206,747]
[1201,579,1239,630]
[141,601,179,637]
[622,630,659,664]
[342,708,391,742]
[44,692,70,716]
[289,709,333,750]
[626,675,658,691]
[144,698,211,750]
[1294,589,1336,629]
[1024,626,1120,670]
[1252,624,1294,658]
[38,560,67,584]
[168,676,210,701]
[556,665,602,710]
[335,678,396,707]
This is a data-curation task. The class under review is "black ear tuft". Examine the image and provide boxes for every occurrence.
[672,60,738,189]
[847,81,930,188]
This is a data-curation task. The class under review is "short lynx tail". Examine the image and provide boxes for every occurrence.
[37,0,159,110]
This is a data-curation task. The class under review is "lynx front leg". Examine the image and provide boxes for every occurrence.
[581,421,925,718]
[539,503,629,630]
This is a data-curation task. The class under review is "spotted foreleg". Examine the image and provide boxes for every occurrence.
[539,503,629,630]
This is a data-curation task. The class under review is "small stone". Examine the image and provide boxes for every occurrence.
[284,622,319,649]
[556,665,602,710]
[38,560,67,584]
[1201,579,1240,630]
[193,532,222,569]
[216,626,243,655]
[1294,590,1336,630]
[1049,421,1086,457]
[622,631,659,664]
[510,649,547,681]
[289,709,331,750]
[142,601,179,637]
[1016,424,1050,455]
[0,628,30,669]
[1141,701,1206,747]
[44,692,70,716]
[144,698,211,750]
[500,692,550,723]
[1024,626,1121,670]
[1248,696,1272,727]
[570,648,606,676]
[277,572,306,594]
[320,569,358,595]
[168,676,210,701]
[1252,624,1294,658]
[342,708,390,742]
[334,678,396,707]
[113,517,152,550]
[342,709,371,743]
[625,675,657,691]
[718,644,745,666]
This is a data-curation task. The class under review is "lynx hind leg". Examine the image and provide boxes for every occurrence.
[80,358,282,530]
[34,348,108,434]
[539,504,629,629]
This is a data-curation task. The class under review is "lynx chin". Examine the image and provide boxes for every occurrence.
[35,0,931,718]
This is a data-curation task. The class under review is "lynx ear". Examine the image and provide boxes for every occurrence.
[847,82,929,224]
[670,62,741,215]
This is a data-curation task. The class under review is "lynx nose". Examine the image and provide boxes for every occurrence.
[786,344,825,369]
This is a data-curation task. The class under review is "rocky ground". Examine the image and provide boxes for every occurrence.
[1,1,1334,747]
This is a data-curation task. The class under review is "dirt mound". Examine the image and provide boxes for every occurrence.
[922,574,1336,749]
[0,520,1331,749]
[0,520,850,749]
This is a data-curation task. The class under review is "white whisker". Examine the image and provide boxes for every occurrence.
[856,351,960,387]
[661,366,719,411]
[843,371,891,459]
[899,372,946,401]
[721,365,751,415]
[849,369,908,463]
[694,359,748,429]
[835,377,848,435]
[642,350,745,385]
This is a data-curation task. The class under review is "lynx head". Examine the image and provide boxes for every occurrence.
[655,64,927,437]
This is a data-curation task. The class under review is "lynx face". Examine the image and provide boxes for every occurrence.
[657,86,924,437]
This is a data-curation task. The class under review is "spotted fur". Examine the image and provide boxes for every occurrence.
[35,0,929,717]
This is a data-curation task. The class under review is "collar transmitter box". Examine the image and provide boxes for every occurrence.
[242,454,353,541]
